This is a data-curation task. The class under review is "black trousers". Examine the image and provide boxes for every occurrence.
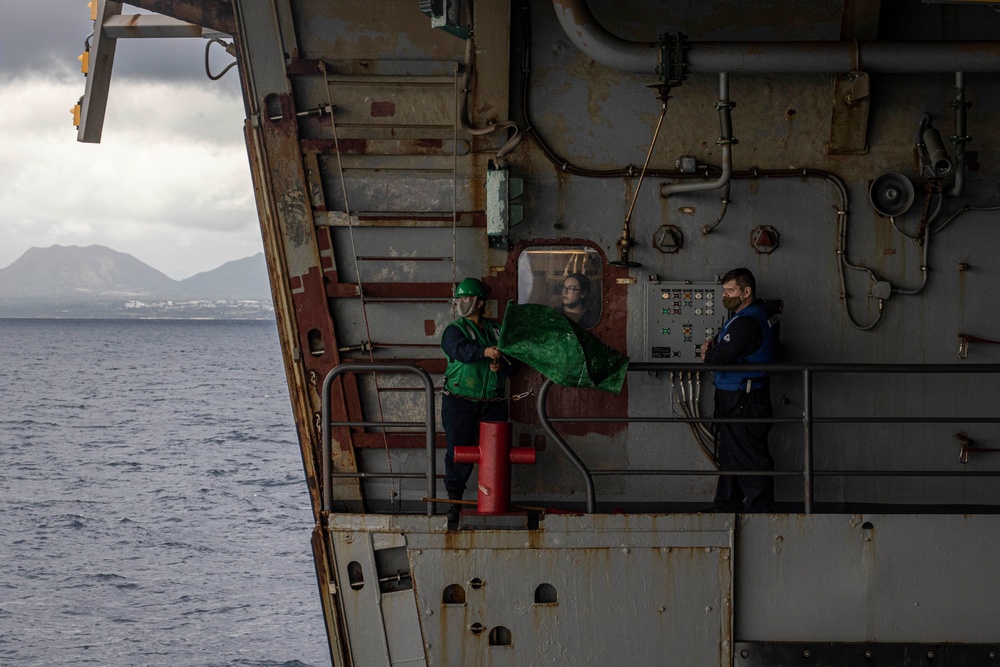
[441,392,509,498]
[713,386,775,512]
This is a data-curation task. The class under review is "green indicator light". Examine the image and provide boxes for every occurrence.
[662,328,671,335]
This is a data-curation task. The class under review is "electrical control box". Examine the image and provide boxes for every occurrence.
[644,282,725,362]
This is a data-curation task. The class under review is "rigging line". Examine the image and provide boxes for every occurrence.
[452,61,460,295]
[322,62,396,505]
[623,102,668,226]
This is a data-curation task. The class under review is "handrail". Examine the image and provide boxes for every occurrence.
[538,362,1000,514]
[321,363,437,516]
[537,381,597,513]
[319,361,1000,518]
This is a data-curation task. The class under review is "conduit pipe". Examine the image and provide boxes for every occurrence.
[949,72,970,198]
[552,0,1000,74]
[893,191,942,297]
[461,21,522,164]
[661,72,733,198]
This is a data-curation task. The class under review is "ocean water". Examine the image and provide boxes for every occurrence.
[0,319,330,667]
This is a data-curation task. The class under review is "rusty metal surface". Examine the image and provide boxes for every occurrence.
[323,512,1000,664]
[222,0,1000,574]
[826,0,879,155]
[75,1,1000,666]
[826,71,870,155]
[126,0,234,34]
[327,513,734,666]
[102,14,214,38]
[154,0,1000,662]
[243,0,1000,513]
[312,526,351,667]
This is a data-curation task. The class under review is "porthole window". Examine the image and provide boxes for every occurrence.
[517,246,603,329]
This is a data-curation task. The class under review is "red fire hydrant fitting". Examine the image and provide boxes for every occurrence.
[453,421,536,515]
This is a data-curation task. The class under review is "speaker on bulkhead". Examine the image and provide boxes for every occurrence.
[869,172,915,217]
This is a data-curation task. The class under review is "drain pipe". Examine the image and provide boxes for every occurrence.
[552,0,1000,74]
[661,73,734,198]
[949,72,970,198]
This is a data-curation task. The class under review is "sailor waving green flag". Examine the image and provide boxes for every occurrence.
[497,302,629,394]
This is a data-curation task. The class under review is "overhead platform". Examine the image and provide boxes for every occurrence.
[74,0,229,143]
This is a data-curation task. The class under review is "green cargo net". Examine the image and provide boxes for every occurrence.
[498,303,629,394]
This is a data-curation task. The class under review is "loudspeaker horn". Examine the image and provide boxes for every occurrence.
[869,172,915,217]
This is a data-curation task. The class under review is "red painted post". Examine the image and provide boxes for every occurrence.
[453,421,536,514]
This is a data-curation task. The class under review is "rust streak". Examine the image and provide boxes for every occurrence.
[123,0,235,34]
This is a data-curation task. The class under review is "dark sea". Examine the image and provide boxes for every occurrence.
[0,319,330,667]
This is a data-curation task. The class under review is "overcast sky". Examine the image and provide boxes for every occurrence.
[0,1,259,279]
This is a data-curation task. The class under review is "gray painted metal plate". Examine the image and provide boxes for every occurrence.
[327,514,735,665]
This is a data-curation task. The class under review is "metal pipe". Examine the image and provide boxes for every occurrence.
[802,368,813,513]
[537,379,597,513]
[551,0,657,73]
[690,42,1000,74]
[552,0,1000,74]
[329,472,427,478]
[949,72,969,198]
[590,469,799,476]
[629,361,1000,373]
[586,469,1000,477]
[662,73,733,197]
[322,363,437,515]
[893,192,939,296]
[544,414,999,425]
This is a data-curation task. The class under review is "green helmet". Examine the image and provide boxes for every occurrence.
[454,277,489,298]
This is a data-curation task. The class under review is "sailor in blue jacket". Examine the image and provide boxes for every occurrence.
[700,268,779,512]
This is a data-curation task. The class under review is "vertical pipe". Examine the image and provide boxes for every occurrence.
[948,71,968,198]
[425,377,437,517]
[662,73,733,196]
[718,71,732,138]
[321,370,334,513]
[802,368,814,513]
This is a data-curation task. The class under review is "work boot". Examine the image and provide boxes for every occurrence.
[446,491,463,524]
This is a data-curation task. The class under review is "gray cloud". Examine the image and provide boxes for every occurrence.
[0,3,257,280]
[1,2,240,94]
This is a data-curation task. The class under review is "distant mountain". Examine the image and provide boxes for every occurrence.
[177,253,271,299]
[0,245,271,305]
[0,245,176,299]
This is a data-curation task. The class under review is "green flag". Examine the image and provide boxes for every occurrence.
[498,303,629,393]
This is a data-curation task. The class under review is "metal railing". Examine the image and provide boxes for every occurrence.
[539,362,1000,513]
[321,363,437,515]
[320,362,1000,517]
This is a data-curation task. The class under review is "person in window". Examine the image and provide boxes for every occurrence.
[560,273,599,329]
